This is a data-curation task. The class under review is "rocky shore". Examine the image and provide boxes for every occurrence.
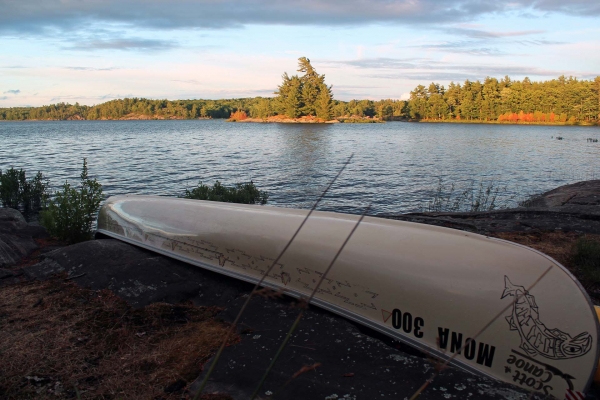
[1,181,599,399]
[231,115,383,124]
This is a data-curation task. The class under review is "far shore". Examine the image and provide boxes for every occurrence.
[229,114,385,124]
[1,114,599,127]
[416,118,600,127]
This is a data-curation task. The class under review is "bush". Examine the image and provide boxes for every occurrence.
[572,237,600,284]
[183,180,268,205]
[0,168,49,214]
[228,110,248,121]
[40,159,103,244]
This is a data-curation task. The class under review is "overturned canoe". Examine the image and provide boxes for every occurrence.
[97,195,599,397]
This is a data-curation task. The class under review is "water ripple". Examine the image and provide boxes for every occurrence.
[0,120,598,214]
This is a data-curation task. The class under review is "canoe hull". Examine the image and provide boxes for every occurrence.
[97,195,599,397]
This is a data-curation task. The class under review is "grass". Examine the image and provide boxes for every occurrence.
[0,277,236,399]
[573,236,600,285]
[422,179,517,212]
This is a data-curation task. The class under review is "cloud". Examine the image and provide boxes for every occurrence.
[411,36,564,56]
[64,66,119,71]
[170,79,202,85]
[0,0,598,35]
[0,96,8,100]
[3,89,20,94]
[517,39,565,46]
[334,57,592,82]
[66,38,175,51]
[48,93,134,102]
[417,41,504,56]
[442,28,546,39]
[328,57,442,70]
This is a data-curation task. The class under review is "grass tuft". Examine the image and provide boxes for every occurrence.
[422,179,516,212]
[572,237,600,284]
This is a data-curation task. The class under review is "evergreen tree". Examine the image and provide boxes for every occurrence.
[275,73,303,118]
[273,57,334,119]
[315,83,333,120]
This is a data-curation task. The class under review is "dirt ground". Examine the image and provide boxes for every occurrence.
[0,276,236,399]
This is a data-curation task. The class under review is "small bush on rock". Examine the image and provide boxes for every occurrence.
[184,180,268,205]
[0,168,49,213]
[41,159,103,243]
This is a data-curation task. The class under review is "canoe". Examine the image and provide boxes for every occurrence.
[97,195,599,398]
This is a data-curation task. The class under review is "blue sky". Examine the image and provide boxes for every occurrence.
[1,0,599,107]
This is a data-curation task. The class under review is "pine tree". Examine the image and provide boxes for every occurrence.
[274,57,334,119]
[275,73,304,118]
[315,83,333,120]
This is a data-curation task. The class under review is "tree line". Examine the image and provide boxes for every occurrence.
[1,64,598,124]
[407,75,600,123]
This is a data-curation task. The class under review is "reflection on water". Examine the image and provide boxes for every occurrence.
[276,124,333,207]
[0,120,598,214]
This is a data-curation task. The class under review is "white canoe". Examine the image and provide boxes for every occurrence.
[97,195,599,397]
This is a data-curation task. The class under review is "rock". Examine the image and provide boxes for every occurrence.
[522,180,600,209]
[190,295,537,400]
[0,208,27,232]
[24,239,252,308]
[0,268,14,279]
[0,208,42,268]
[381,180,600,234]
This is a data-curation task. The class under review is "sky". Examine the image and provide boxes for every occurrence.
[1,0,599,107]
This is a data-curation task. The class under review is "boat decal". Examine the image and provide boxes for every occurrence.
[504,349,576,394]
[381,309,392,323]
[438,328,495,367]
[502,276,592,360]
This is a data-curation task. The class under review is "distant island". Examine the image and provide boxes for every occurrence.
[1,57,599,126]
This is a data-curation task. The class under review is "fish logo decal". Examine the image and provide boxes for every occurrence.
[502,276,592,360]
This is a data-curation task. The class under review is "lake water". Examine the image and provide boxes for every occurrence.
[1,120,598,215]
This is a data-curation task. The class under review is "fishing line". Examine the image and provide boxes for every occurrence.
[193,153,354,398]
[250,203,372,400]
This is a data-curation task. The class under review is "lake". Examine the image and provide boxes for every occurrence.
[1,120,598,215]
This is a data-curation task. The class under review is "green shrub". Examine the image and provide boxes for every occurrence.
[184,180,268,205]
[0,168,49,213]
[572,237,600,284]
[40,159,103,243]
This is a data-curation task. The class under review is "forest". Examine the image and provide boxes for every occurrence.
[1,58,598,124]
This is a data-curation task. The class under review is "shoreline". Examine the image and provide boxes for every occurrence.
[415,119,600,127]
[1,116,598,126]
